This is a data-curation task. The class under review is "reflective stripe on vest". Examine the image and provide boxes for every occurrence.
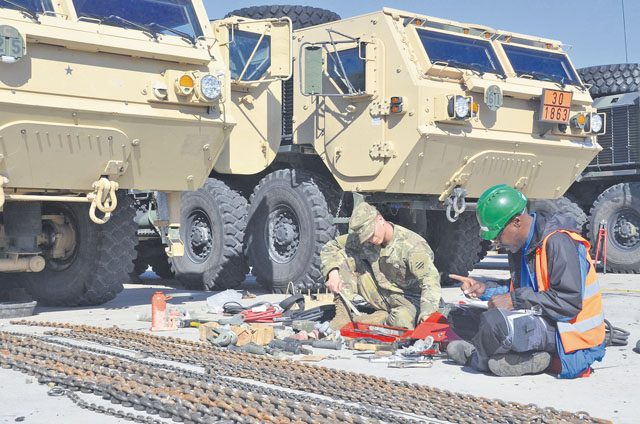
[534,230,605,353]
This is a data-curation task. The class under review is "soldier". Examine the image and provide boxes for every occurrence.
[321,202,441,330]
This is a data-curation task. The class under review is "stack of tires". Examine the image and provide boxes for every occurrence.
[575,63,640,273]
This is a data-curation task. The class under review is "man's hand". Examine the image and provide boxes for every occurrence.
[488,293,513,310]
[448,274,486,299]
[325,269,343,293]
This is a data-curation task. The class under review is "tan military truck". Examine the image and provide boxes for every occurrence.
[191,6,599,294]
[0,0,291,305]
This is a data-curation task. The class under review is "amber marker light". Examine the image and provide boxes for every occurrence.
[176,74,195,96]
[390,96,403,113]
[570,113,586,130]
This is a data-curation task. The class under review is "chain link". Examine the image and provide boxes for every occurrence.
[4,321,610,424]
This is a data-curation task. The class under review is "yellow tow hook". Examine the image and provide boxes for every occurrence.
[87,177,119,224]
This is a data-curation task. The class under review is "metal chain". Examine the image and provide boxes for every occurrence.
[7,321,609,424]
[17,332,413,424]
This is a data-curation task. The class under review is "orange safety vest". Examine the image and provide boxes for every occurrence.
[534,230,605,353]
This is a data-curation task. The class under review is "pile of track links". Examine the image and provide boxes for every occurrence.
[0,321,608,424]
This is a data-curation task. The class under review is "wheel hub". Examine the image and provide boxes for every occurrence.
[191,223,211,247]
[274,221,296,245]
[267,206,300,264]
[612,210,640,249]
[187,211,213,263]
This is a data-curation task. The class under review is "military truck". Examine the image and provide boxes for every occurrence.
[0,0,291,305]
[560,63,640,273]
[136,6,600,294]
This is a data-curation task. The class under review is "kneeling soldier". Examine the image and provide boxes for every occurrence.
[321,202,441,330]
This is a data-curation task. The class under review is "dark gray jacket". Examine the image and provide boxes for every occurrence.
[507,213,584,322]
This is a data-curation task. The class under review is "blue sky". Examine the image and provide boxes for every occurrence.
[206,1,639,69]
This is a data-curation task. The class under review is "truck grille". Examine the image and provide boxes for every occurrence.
[589,103,640,168]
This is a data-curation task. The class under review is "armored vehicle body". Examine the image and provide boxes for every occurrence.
[0,0,291,304]
[136,6,602,295]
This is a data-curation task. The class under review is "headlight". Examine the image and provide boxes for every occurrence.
[199,74,221,101]
[454,96,470,119]
[588,113,603,133]
[448,96,471,119]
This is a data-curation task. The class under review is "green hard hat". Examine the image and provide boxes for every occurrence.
[476,184,528,240]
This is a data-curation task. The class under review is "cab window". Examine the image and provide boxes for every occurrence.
[417,28,505,76]
[502,44,580,86]
[73,0,203,39]
[229,30,271,81]
[0,0,53,14]
[327,45,366,94]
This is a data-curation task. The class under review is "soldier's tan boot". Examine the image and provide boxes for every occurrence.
[353,310,389,325]
[329,296,352,331]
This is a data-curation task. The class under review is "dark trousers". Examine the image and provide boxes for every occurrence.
[449,307,557,371]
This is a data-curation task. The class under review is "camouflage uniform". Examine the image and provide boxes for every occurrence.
[321,202,441,330]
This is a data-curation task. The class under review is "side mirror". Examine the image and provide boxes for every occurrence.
[303,45,323,95]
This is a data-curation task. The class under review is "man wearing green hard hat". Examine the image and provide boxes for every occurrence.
[447,184,606,378]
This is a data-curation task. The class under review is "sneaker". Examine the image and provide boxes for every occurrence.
[488,351,551,377]
[446,340,476,366]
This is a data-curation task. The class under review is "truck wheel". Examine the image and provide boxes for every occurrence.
[22,191,137,306]
[130,251,149,280]
[529,197,587,234]
[246,169,338,293]
[170,178,248,290]
[588,183,640,273]
[427,212,487,284]
[149,254,174,279]
[226,5,340,29]
[577,63,640,98]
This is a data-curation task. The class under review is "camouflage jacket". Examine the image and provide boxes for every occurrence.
[320,224,441,320]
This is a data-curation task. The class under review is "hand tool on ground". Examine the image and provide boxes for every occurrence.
[268,339,312,355]
[206,327,237,347]
[388,358,434,368]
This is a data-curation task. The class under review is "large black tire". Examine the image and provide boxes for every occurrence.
[588,183,640,273]
[130,246,149,280]
[245,169,338,293]
[226,5,341,29]
[170,178,248,291]
[149,253,174,279]
[529,197,588,234]
[22,191,137,306]
[427,212,487,284]
[577,63,640,98]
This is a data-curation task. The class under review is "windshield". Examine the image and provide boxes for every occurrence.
[229,29,270,81]
[0,0,53,14]
[72,0,203,39]
[502,44,580,86]
[417,28,505,76]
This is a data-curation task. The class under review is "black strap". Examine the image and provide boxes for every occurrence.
[279,294,305,312]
